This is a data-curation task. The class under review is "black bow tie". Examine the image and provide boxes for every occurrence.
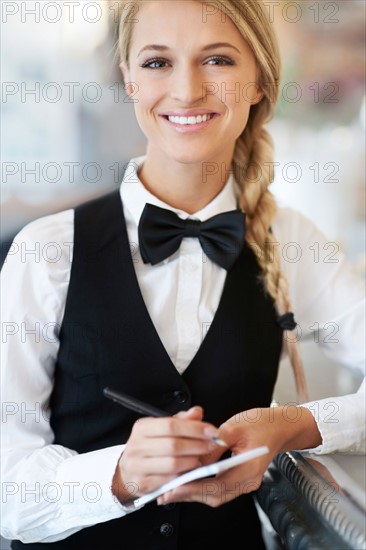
[138,203,246,270]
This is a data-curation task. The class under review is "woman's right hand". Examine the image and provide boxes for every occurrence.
[111,406,222,504]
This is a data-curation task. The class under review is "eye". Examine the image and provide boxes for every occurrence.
[205,56,235,66]
[140,57,170,70]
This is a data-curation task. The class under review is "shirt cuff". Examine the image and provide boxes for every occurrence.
[55,444,129,525]
[300,390,366,454]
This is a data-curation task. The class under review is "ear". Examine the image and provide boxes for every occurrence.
[119,61,133,95]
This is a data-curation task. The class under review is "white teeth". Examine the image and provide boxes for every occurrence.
[167,114,213,125]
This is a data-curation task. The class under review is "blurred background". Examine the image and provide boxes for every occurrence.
[1,0,365,271]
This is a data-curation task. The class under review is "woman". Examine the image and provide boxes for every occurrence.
[1,1,365,549]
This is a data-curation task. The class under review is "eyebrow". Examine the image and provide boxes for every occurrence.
[137,42,241,57]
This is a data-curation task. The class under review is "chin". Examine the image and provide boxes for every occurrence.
[165,146,217,166]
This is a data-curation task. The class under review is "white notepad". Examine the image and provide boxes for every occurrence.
[132,445,269,509]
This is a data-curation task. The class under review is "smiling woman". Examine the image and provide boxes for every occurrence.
[1,1,365,550]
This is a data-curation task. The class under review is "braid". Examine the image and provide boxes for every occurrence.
[234,105,309,403]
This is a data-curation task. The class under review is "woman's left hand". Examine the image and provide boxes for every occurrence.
[157,405,322,507]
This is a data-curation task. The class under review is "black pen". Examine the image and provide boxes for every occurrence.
[103,387,227,447]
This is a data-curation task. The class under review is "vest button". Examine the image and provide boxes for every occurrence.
[160,522,174,537]
[173,390,188,404]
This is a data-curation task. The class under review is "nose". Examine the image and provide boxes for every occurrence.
[169,62,204,104]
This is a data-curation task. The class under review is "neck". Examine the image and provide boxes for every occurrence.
[138,145,235,214]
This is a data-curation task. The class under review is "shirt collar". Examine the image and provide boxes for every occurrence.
[120,155,239,226]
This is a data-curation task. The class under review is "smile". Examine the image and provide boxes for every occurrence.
[166,114,215,125]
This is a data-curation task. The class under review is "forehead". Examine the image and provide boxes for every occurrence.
[129,1,247,52]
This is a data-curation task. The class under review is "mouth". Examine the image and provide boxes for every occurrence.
[159,113,220,135]
[161,113,217,126]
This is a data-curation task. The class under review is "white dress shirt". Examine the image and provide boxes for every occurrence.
[1,156,365,543]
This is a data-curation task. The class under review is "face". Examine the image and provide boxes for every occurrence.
[120,1,263,167]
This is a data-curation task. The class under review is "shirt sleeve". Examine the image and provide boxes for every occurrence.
[272,207,365,454]
[0,212,130,544]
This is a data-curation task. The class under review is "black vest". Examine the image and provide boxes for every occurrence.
[12,190,283,550]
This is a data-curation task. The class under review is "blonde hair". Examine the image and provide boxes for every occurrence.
[115,0,309,402]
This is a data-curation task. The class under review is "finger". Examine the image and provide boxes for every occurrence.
[134,455,203,476]
[157,478,240,507]
[199,445,227,466]
[157,480,206,505]
[132,436,217,457]
[119,473,180,497]
[133,416,220,441]
[174,406,203,420]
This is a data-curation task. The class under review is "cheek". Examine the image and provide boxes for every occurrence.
[132,87,165,141]
[134,77,164,108]
[133,82,165,127]
[223,103,251,145]
[232,109,251,142]
[224,85,252,133]
[218,70,256,104]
